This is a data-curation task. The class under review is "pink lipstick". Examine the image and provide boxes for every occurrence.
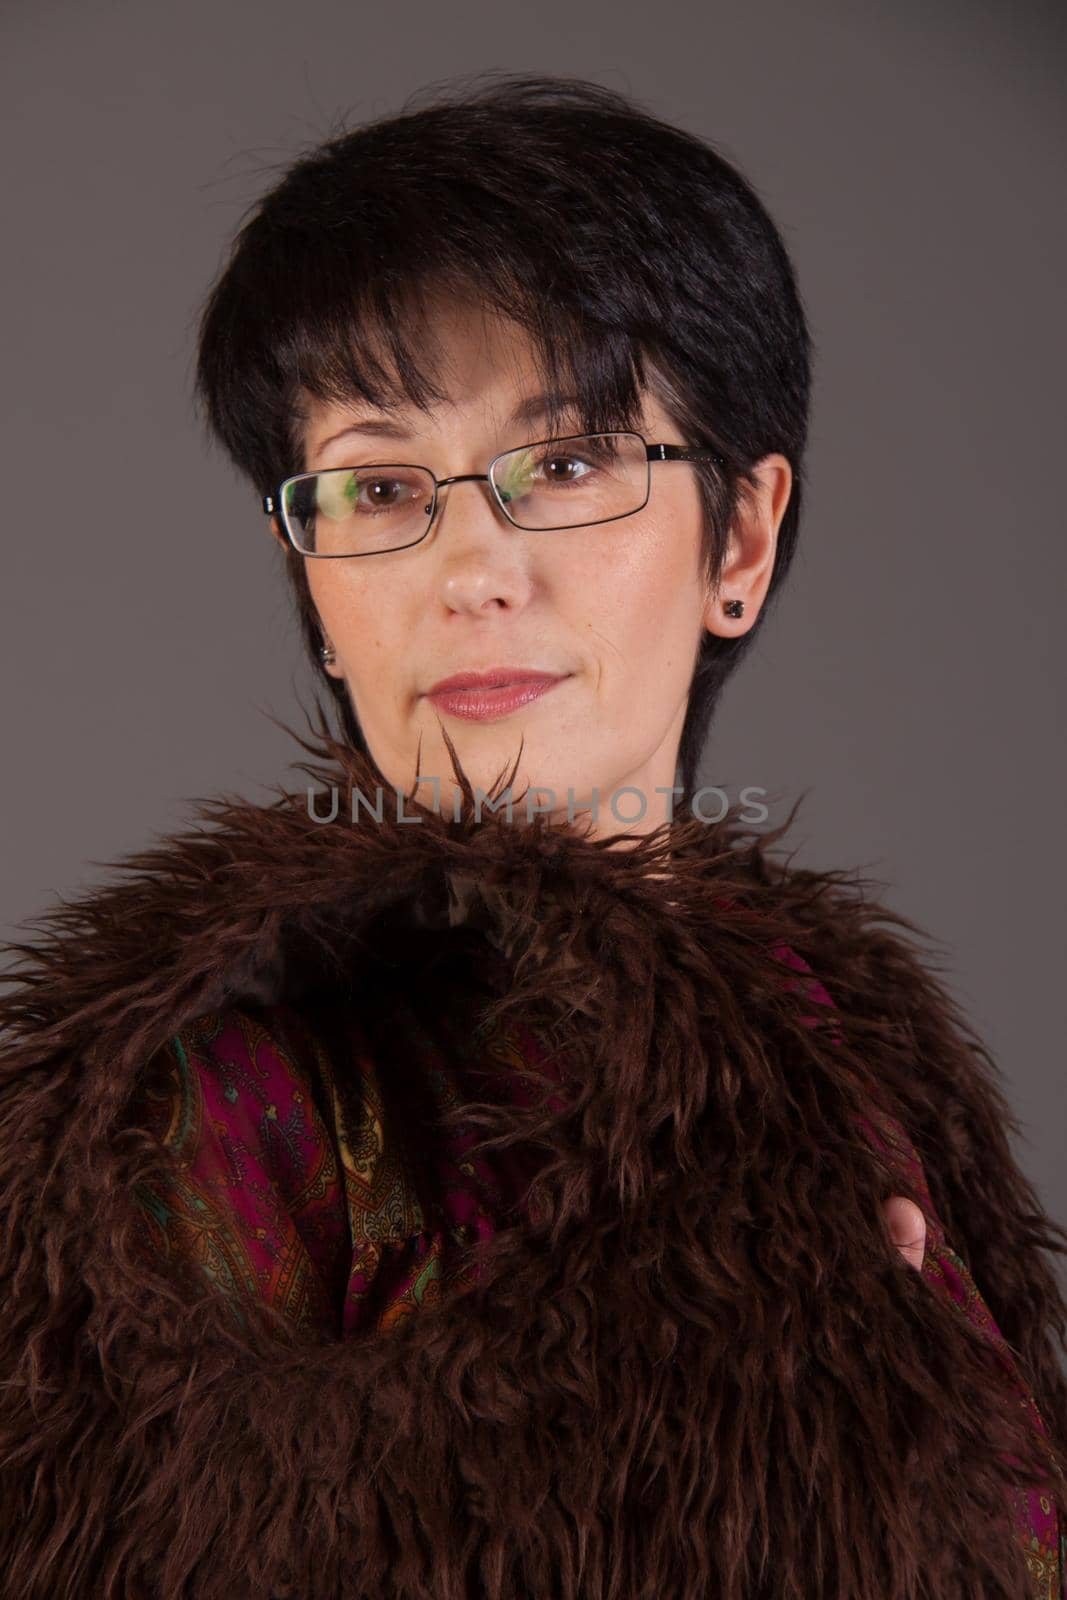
[424,668,567,722]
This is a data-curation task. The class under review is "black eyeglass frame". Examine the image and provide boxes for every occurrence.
[261,431,727,558]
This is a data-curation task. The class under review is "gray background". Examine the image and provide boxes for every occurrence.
[2,1,1064,1227]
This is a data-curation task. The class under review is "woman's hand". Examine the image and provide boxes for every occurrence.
[884,1196,927,1271]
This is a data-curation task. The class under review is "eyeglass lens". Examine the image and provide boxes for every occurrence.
[281,432,650,555]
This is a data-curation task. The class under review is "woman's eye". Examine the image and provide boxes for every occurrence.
[541,454,592,482]
[358,477,406,507]
[363,476,399,502]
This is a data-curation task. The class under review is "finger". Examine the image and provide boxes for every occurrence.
[883,1195,927,1272]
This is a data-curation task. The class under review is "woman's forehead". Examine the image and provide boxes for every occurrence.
[298,344,657,457]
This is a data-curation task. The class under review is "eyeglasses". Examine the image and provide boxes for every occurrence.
[262,431,725,558]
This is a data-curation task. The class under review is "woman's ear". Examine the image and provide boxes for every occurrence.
[703,453,793,636]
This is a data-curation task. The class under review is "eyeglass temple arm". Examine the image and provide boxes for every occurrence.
[646,444,726,466]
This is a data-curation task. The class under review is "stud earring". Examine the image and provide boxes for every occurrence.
[723,599,745,619]
[319,642,337,666]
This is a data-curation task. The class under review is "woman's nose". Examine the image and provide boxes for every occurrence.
[429,479,533,612]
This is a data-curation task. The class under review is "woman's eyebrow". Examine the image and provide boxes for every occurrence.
[507,392,583,428]
[311,393,585,458]
[312,415,414,454]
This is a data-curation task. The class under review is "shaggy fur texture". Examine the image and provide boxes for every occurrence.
[1,718,1065,1599]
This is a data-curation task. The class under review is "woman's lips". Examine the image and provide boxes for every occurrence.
[425,674,567,722]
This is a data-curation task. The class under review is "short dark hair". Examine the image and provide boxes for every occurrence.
[194,72,813,799]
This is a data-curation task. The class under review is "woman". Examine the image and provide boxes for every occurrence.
[1,74,1064,1599]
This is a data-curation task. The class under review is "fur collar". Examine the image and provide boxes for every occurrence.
[1,716,1065,1598]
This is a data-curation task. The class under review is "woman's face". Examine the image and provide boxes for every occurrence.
[288,299,791,836]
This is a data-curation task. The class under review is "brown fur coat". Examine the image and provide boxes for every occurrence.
[1,719,1065,1598]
